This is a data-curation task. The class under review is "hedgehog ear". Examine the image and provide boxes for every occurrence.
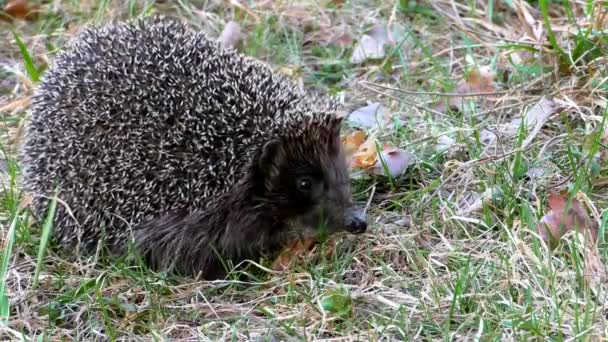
[328,117,343,154]
[258,138,283,177]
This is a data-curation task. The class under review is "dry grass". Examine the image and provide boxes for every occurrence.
[1,0,608,340]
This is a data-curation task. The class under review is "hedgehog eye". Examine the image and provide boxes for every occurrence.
[296,176,314,193]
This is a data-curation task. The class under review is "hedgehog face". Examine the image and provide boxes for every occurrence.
[256,123,368,238]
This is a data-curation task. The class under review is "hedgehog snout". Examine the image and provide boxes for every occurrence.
[344,207,367,234]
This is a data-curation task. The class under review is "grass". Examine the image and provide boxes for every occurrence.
[1,0,608,340]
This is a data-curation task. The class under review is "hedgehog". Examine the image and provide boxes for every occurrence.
[20,16,367,279]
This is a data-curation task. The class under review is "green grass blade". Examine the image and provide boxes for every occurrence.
[0,213,20,326]
[538,0,567,60]
[32,193,58,289]
[12,30,40,82]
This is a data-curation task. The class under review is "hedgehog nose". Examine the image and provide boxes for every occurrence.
[345,209,367,234]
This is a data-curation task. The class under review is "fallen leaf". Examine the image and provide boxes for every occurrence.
[2,0,39,21]
[351,135,379,169]
[457,66,496,94]
[537,193,599,249]
[347,102,388,130]
[446,66,496,112]
[305,25,353,48]
[517,97,564,149]
[350,25,389,64]
[373,146,413,177]
[350,134,413,177]
[457,187,501,215]
[219,21,244,50]
[434,135,456,154]
[341,130,367,158]
[333,32,354,48]
[271,238,316,272]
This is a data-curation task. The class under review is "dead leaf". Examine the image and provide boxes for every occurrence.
[537,192,599,249]
[347,102,389,130]
[373,146,413,177]
[308,27,353,48]
[437,66,496,113]
[272,238,317,272]
[2,0,39,21]
[452,67,495,108]
[350,135,412,177]
[434,135,456,154]
[219,21,244,50]
[351,135,379,169]
[342,130,367,158]
[350,25,389,64]
[456,66,496,94]
[457,187,501,215]
[517,97,564,149]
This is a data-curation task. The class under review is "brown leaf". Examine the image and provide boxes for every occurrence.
[2,0,39,21]
[219,21,244,50]
[333,32,354,48]
[351,135,379,169]
[272,238,317,272]
[537,193,599,249]
[350,136,413,177]
[438,66,496,113]
[341,130,367,158]
[307,26,353,48]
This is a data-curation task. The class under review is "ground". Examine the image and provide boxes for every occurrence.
[1,0,608,340]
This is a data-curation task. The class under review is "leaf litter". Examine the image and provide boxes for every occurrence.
[515,96,565,149]
[536,192,598,249]
[346,102,389,130]
[436,65,497,114]
[350,23,407,64]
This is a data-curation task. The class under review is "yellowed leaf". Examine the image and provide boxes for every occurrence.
[341,130,367,158]
[351,135,379,169]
